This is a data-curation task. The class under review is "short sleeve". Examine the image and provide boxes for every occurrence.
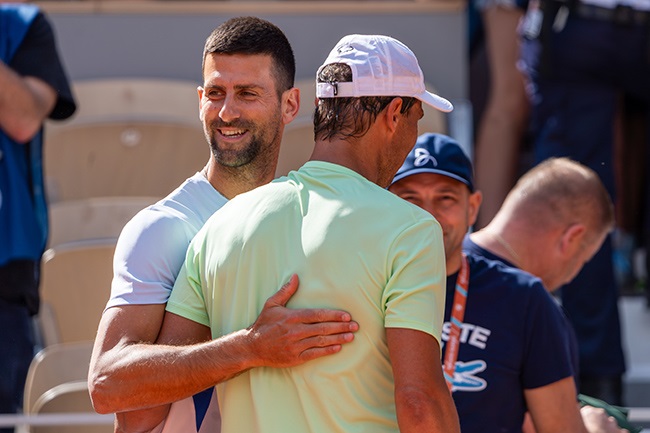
[106,208,195,309]
[521,283,575,389]
[383,217,447,347]
[10,12,76,120]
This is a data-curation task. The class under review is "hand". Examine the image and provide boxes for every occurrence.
[581,405,629,433]
[247,274,359,368]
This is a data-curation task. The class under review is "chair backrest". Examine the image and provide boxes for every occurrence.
[22,341,113,433]
[275,79,448,177]
[38,240,116,346]
[48,196,158,248]
[23,341,93,415]
[44,78,208,203]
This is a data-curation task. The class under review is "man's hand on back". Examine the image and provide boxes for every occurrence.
[247,274,359,368]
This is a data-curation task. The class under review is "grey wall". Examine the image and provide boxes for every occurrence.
[46,8,467,101]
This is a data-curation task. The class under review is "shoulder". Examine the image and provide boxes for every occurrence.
[25,10,54,39]
[161,173,227,218]
[463,234,493,259]
[0,4,40,25]
[471,255,563,320]
[118,174,226,254]
[467,253,547,297]
[7,8,78,120]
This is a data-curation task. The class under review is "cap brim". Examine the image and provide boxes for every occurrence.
[417,91,453,113]
[392,167,471,189]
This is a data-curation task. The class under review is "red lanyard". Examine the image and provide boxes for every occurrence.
[443,253,469,393]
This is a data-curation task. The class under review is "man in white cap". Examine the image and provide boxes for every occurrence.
[135,34,461,433]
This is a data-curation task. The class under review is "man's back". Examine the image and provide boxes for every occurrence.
[168,161,446,432]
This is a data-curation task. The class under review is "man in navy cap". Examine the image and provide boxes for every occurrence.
[389,133,587,433]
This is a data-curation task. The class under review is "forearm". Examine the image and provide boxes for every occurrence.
[90,328,256,414]
[388,329,460,433]
[526,378,589,433]
[395,386,460,433]
[115,406,169,433]
[91,276,358,414]
[0,60,55,142]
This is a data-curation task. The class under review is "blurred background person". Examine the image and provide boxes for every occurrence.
[517,0,650,403]
[0,2,76,430]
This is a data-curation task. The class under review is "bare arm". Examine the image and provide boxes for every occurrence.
[89,275,359,413]
[474,5,529,228]
[89,303,168,414]
[0,61,56,142]
[387,328,460,433]
[525,376,589,433]
[112,313,210,433]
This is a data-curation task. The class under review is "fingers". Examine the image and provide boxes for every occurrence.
[264,274,356,324]
[299,345,344,362]
[252,274,361,368]
[248,315,359,368]
[294,331,357,364]
[265,274,300,308]
[298,321,359,339]
[291,307,355,324]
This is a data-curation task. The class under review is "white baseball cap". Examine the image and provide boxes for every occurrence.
[316,34,453,113]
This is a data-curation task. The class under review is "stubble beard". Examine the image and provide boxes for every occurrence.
[206,121,259,168]
[205,117,282,178]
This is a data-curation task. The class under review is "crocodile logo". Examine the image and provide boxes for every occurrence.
[450,360,487,392]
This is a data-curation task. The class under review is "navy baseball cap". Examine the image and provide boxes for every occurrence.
[391,132,474,191]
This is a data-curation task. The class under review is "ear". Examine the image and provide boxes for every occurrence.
[559,223,587,255]
[281,87,301,125]
[197,86,205,120]
[468,190,483,228]
[383,97,404,135]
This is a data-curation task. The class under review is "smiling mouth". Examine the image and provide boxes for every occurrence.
[219,129,247,138]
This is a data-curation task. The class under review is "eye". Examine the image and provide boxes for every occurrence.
[399,194,421,205]
[437,194,458,206]
[204,88,224,99]
[239,89,259,99]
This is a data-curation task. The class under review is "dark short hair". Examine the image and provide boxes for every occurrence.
[313,63,416,141]
[202,16,296,95]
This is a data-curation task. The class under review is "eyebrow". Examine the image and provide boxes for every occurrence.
[203,83,264,91]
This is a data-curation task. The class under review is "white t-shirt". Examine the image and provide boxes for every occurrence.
[107,172,227,308]
[105,171,226,433]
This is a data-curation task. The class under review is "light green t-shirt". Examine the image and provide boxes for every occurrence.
[167,161,446,433]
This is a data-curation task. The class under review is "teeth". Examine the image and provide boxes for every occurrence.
[221,130,245,137]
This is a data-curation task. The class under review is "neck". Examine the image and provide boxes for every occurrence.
[470,226,523,269]
[446,251,463,277]
[202,159,276,200]
[310,137,383,186]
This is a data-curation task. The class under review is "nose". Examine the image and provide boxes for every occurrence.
[218,94,241,123]
[420,201,438,219]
